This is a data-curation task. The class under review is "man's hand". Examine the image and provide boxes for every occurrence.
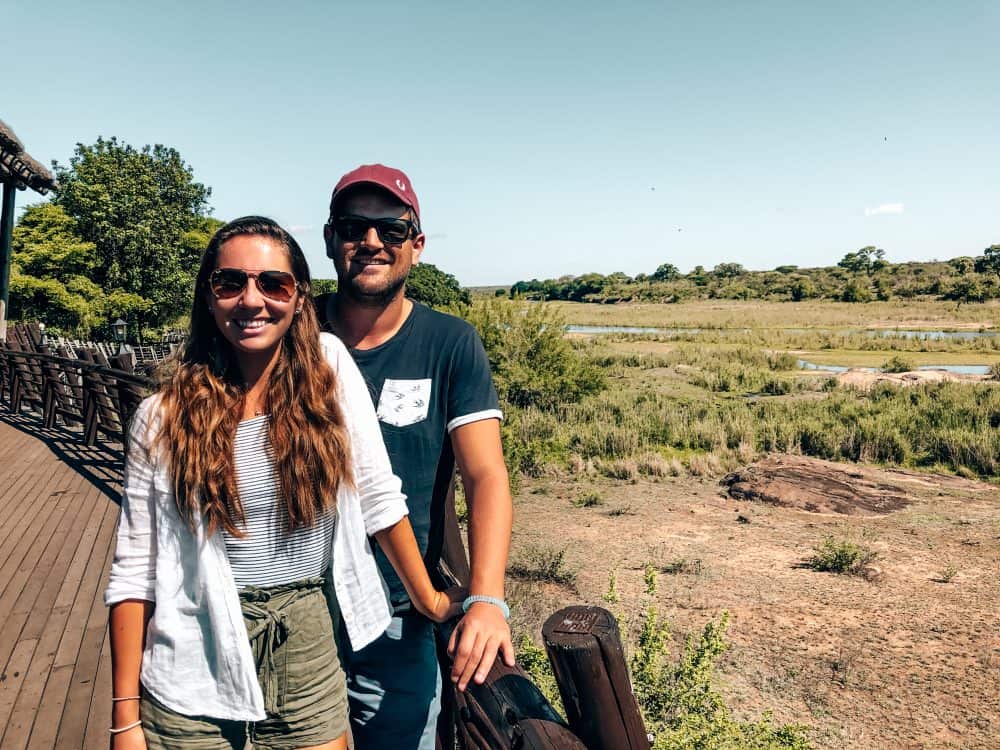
[447,601,515,691]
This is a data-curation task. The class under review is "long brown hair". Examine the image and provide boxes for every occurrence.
[156,216,352,537]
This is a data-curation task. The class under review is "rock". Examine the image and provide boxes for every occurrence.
[720,454,912,515]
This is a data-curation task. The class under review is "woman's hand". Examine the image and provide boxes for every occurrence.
[422,585,467,623]
[110,724,147,749]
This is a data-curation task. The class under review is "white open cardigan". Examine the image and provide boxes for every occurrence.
[104,333,407,721]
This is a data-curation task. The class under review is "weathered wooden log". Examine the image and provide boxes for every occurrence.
[543,606,650,750]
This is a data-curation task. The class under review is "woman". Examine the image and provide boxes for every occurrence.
[105,216,460,749]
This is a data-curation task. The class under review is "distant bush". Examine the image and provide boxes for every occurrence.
[881,355,915,373]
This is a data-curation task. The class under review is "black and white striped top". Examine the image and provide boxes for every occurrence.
[223,416,335,589]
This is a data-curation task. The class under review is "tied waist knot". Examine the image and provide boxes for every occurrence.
[239,578,325,715]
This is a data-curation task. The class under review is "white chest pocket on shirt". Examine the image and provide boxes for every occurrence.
[376,378,432,427]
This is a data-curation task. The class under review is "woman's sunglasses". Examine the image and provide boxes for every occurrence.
[209,268,298,302]
[331,215,418,246]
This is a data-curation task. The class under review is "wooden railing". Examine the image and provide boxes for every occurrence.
[0,342,654,750]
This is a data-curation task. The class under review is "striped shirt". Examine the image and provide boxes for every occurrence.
[223,415,335,589]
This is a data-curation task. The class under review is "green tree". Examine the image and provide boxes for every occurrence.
[406,262,470,308]
[9,202,147,334]
[712,262,745,278]
[949,256,976,275]
[652,263,681,281]
[53,137,212,335]
[978,245,1000,280]
[12,202,98,279]
[838,246,885,275]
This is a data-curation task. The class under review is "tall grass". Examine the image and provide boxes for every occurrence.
[505,381,1000,479]
[460,299,999,481]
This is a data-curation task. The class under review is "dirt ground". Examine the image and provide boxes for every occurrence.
[508,459,1000,749]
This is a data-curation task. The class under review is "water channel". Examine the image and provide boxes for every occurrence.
[566,325,995,375]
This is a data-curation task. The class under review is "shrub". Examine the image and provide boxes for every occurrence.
[596,458,639,480]
[507,544,578,588]
[881,355,915,373]
[459,299,606,410]
[573,490,604,508]
[807,536,878,577]
[661,558,704,576]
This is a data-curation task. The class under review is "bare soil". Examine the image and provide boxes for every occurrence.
[509,457,1000,749]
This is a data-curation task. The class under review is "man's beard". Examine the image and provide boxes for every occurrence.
[340,273,407,308]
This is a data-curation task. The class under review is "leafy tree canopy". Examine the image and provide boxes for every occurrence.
[52,136,212,332]
[406,262,470,307]
[12,202,98,279]
[978,244,1000,279]
[712,262,745,278]
[9,202,151,333]
[838,246,886,275]
[652,263,681,282]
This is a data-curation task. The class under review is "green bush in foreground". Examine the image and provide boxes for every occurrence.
[517,573,812,749]
[807,536,878,577]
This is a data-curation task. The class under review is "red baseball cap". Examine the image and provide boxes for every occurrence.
[329,163,420,224]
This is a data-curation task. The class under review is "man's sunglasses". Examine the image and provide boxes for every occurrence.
[209,268,299,302]
[331,215,419,246]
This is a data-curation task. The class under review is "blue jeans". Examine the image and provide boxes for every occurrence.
[342,615,441,750]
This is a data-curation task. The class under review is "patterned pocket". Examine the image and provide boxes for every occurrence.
[376,378,432,427]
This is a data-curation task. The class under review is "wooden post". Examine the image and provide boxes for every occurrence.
[542,606,650,750]
[0,180,16,343]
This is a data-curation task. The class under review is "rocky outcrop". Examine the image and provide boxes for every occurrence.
[720,454,913,515]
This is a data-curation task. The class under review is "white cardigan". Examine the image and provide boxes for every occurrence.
[104,333,407,721]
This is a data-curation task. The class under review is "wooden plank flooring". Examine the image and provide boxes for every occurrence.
[0,409,123,750]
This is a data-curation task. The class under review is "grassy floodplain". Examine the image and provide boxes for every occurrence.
[550,299,1000,331]
[484,299,1000,482]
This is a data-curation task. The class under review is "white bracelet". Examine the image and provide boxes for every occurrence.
[109,719,142,735]
[111,695,141,702]
[462,595,510,620]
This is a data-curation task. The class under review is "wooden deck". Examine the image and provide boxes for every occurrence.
[0,410,124,749]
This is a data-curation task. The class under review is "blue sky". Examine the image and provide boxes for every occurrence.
[6,1,999,285]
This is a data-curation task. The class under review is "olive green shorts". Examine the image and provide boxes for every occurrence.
[140,578,347,750]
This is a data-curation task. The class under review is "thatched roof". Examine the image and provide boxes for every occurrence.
[0,118,57,195]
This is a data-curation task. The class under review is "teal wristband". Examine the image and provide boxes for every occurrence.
[462,595,510,620]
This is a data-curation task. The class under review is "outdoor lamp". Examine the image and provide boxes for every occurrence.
[38,322,47,348]
[112,318,127,343]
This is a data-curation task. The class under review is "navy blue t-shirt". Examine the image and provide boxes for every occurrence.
[318,297,501,606]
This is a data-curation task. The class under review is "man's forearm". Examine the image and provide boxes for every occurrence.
[465,469,513,598]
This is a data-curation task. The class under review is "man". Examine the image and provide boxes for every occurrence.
[318,164,515,749]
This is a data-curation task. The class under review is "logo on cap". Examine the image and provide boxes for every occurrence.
[396,179,407,191]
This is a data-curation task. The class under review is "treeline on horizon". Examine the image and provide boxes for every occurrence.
[507,245,1000,304]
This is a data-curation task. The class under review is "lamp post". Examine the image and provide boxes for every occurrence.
[112,318,135,370]
[112,318,127,352]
